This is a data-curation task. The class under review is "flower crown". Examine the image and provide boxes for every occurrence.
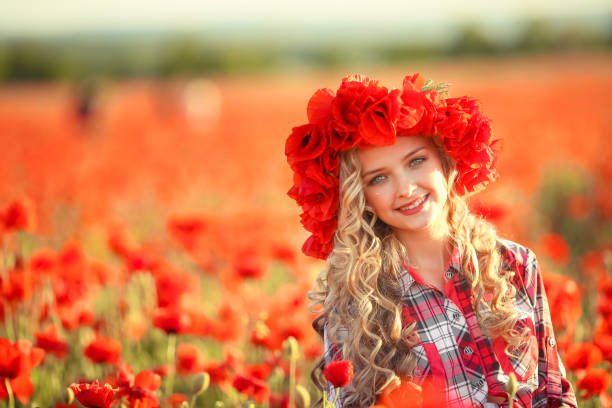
[285,73,499,260]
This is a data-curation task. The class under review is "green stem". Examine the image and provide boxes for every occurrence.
[5,377,15,408]
[3,302,16,342]
[289,356,296,408]
[166,332,177,396]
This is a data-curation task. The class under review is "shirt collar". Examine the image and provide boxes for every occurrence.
[398,245,463,295]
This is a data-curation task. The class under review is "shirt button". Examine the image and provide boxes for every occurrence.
[452,312,461,320]
[445,270,454,280]
[548,336,556,347]
[464,346,473,355]
[472,379,484,389]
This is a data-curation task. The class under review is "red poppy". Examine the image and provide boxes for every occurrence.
[307,88,334,125]
[564,343,603,371]
[84,335,122,365]
[358,89,401,147]
[35,324,68,359]
[0,340,45,404]
[203,361,230,389]
[167,393,189,408]
[70,380,117,408]
[469,201,507,223]
[166,214,208,252]
[576,368,611,399]
[233,250,266,279]
[27,247,56,275]
[133,369,162,393]
[0,338,22,378]
[177,343,204,375]
[155,268,198,308]
[244,363,273,381]
[539,233,570,265]
[1,195,36,233]
[542,270,581,332]
[232,374,270,403]
[374,378,447,408]
[152,307,191,335]
[323,360,354,388]
[1,267,34,304]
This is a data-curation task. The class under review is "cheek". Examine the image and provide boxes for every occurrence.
[364,188,392,213]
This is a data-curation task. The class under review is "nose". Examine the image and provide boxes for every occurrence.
[396,172,416,198]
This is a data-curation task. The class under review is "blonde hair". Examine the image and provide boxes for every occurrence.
[309,135,526,407]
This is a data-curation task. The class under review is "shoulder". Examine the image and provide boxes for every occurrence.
[496,238,536,268]
[496,238,539,304]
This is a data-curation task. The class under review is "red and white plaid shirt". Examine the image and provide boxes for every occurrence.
[324,239,578,408]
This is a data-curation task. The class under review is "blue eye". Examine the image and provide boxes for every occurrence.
[369,174,386,185]
[410,157,426,167]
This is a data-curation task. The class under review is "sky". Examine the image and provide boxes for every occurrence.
[1,0,610,40]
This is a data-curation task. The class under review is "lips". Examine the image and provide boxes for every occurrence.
[396,194,429,215]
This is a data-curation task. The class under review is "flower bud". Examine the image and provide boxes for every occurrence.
[65,387,75,404]
[284,336,300,360]
[296,384,311,408]
[193,372,210,395]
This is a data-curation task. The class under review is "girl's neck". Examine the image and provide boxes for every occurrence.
[395,216,451,272]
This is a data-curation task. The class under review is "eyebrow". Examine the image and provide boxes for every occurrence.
[361,146,427,178]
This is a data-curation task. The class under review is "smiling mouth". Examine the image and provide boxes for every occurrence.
[397,194,429,211]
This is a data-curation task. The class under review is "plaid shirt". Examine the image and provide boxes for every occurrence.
[324,239,577,408]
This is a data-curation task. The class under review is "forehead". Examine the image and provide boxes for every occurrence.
[357,135,432,170]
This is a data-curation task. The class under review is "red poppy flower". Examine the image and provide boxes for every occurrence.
[576,368,611,399]
[331,75,387,137]
[70,380,117,408]
[152,307,192,335]
[244,363,273,381]
[84,335,122,365]
[177,343,204,375]
[232,374,270,403]
[27,247,56,275]
[358,89,401,147]
[581,250,605,276]
[203,361,230,388]
[286,123,328,168]
[233,250,266,279]
[167,393,189,408]
[539,233,570,265]
[0,338,22,378]
[564,343,603,371]
[469,201,507,223]
[1,195,36,233]
[323,360,354,388]
[166,214,208,252]
[155,268,198,308]
[307,88,334,125]
[35,324,68,359]
[375,378,447,408]
[0,339,45,404]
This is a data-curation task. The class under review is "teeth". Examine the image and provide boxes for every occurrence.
[402,195,426,210]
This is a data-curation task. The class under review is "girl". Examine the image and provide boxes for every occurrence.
[285,74,578,408]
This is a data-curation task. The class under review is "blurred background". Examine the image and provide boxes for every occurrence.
[0,1,611,406]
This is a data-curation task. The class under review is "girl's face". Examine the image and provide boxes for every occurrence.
[357,135,449,239]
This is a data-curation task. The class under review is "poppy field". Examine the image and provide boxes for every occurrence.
[0,53,611,407]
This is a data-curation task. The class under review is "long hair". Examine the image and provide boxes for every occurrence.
[309,135,526,407]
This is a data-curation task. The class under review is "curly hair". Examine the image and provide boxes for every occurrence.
[309,135,527,407]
